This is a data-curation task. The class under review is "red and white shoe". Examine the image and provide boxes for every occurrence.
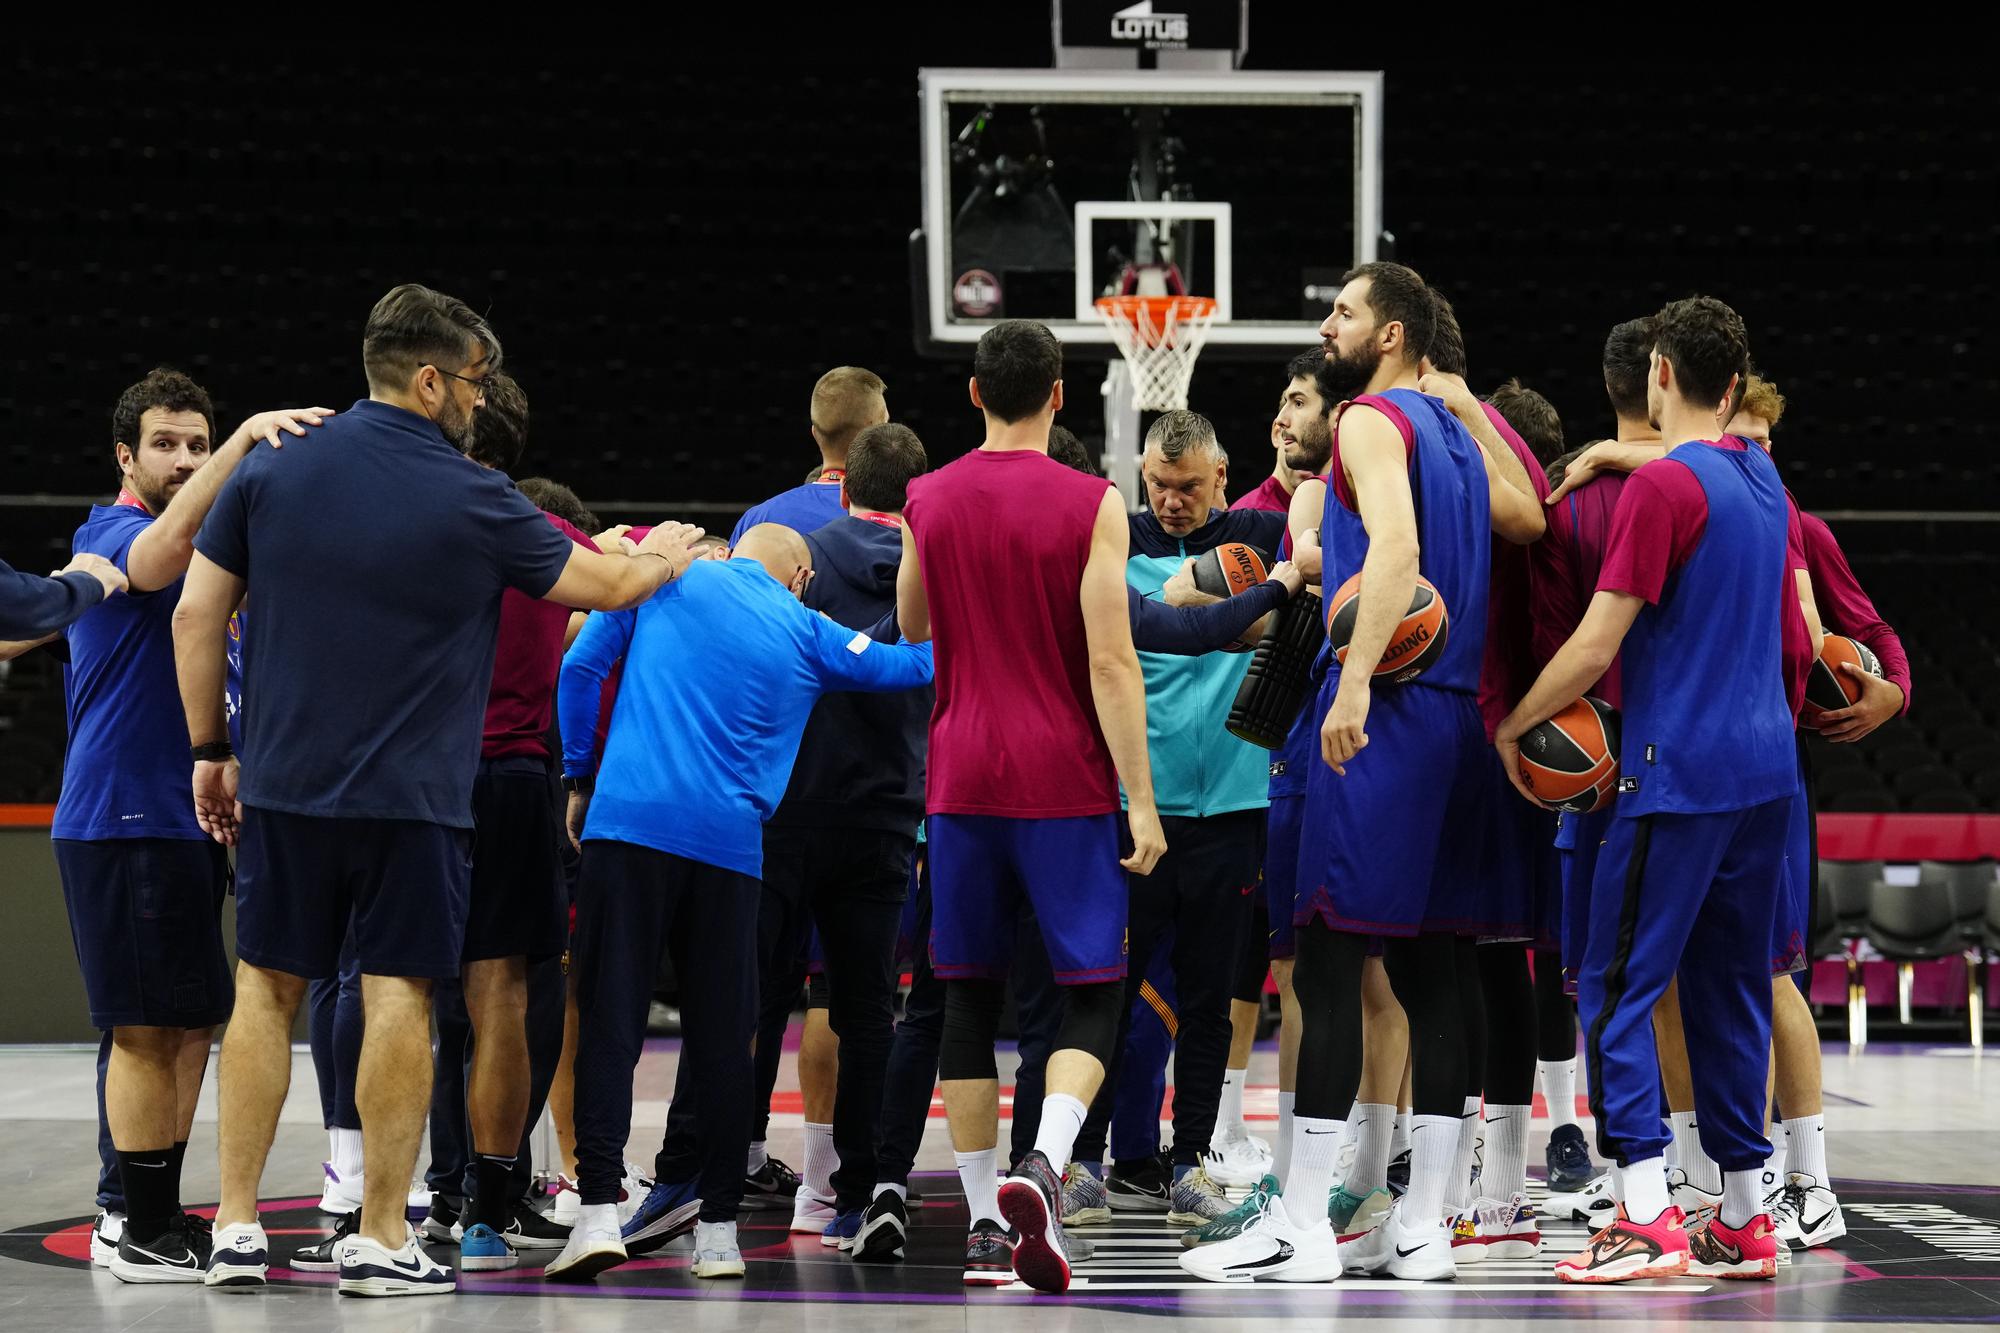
[1554,1204,1691,1284]
[1449,1194,1541,1264]
[1688,1212,1778,1279]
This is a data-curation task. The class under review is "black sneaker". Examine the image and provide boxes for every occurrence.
[1545,1123,1603,1194]
[998,1150,1071,1294]
[504,1199,572,1250]
[420,1195,460,1243]
[963,1219,1013,1286]
[740,1157,801,1211]
[1105,1154,1171,1213]
[110,1215,210,1285]
[290,1210,359,1273]
[852,1191,908,1263]
[1387,1147,1411,1197]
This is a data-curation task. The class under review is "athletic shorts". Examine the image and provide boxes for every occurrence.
[1294,680,1489,937]
[236,805,471,980]
[54,837,233,1029]
[928,812,1127,985]
[464,758,568,963]
[1556,806,1613,993]
[1263,795,1304,960]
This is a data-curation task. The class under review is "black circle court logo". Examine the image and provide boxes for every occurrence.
[953,269,1001,318]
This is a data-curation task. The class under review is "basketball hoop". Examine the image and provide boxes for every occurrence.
[1093,295,1218,412]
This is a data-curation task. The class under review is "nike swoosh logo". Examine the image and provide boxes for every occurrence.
[130,1246,198,1267]
[1302,1128,1337,1135]
[1800,1209,1835,1233]
[1229,1241,1295,1268]
[1487,1115,1511,1124]
[128,1161,170,1168]
[1396,1243,1428,1258]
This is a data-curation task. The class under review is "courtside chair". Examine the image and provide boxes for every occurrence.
[1865,875,1976,1045]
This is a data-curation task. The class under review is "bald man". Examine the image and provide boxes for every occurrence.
[547,521,934,1282]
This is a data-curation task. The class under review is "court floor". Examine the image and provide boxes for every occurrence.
[2,1034,1995,1332]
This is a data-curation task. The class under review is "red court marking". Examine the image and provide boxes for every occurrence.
[41,1197,334,1263]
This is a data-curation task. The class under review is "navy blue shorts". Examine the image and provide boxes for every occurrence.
[464,759,567,963]
[1462,757,1561,945]
[54,838,233,1029]
[236,805,471,980]
[1771,761,1812,977]
[1294,680,1488,937]
[1263,795,1304,960]
[928,812,1127,985]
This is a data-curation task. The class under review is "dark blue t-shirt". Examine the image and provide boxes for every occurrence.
[54,502,244,841]
[194,399,572,827]
[728,475,847,545]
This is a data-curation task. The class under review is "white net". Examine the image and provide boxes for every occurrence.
[1094,296,1218,412]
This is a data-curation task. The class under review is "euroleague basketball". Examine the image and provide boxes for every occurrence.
[1325,572,1448,683]
[1519,696,1621,813]
[1191,542,1272,651]
[1803,635,1884,726]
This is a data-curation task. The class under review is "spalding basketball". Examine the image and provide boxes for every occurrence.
[1325,572,1448,683]
[1802,635,1883,727]
[1519,697,1621,814]
[1190,543,1273,651]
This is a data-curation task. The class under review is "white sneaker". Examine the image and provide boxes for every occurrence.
[691,1220,745,1279]
[1771,1173,1846,1248]
[405,1181,433,1221]
[550,1162,652,1228]
[1448,1193,1541,1264]
[318,1162,365,1215]
[791,1185,836,1234]
[1544,1168,1617,1225]
[1329,1135,1359,1193]
[1177,1195,1344,1283]
[337,1224,454,1297]
[204,1220,269,1291]
[90,1210,124,1268]
[545,1203,627,1282]
[1207,1131,1276,1190]
[1346,1199,1456,1281]
[1667,1167,1721,1224]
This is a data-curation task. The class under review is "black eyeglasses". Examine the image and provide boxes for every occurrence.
[435,367,497,394]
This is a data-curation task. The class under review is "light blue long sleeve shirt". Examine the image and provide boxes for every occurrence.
[558,559,933,877]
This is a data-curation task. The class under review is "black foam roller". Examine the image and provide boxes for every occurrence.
[1227,591,1327,749]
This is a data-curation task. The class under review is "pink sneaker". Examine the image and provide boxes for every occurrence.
[1554,1204,1691,1284]
[1688,1212,1778,1279]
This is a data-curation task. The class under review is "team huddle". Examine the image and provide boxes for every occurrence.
[26,262,1914,1297]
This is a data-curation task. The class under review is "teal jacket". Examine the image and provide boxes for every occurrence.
[1126,507,1287,817]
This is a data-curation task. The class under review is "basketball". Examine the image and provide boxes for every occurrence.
[1519,696,1621,813]
[1325,572,1448,683]
[1802,634,1884,726]
[1190,543,1272,650]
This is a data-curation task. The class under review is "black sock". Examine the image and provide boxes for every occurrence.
[470,1154,516,1229]
[117,1148,177,1241]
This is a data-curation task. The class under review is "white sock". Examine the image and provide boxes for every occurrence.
[1282,1117,1343,1229]
[1406,1114,1461,1227]
[1782,1114,1828,1186]
[1449,1097,1482,1213]
[1669,1112,1720,1194]
[1217,1067,1248,1141]
[1484,1104,1530,1201]
[747,1140,770,1175]
[955,1149,999,1228]
[1392,1109,1412,1160]
[1275,1091,1297,1188]
[1720,1168,1765,1229]
[1032,1093,1089,1169]
[874,1182,908,1203]
[802,1122,836,1199]
[1347,1103,1395,1196]
[1761,1120,1790,1195]
[1538,1059,1579,1131]
[332,1127,363,1180]
[1616,1155,1670,1225]
[578,1201,619,1234]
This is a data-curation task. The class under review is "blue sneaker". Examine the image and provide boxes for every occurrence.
[620,1178,701,1256]
[457,1221,517,1272]
[1545,1123,1603,1194]
[820,1207,863,1250]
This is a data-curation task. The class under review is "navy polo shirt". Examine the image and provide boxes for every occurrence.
[194,399,573,827]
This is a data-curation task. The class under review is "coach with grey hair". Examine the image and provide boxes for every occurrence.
[1064,409,1287,1216]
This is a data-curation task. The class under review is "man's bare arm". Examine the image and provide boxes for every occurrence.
[1320,408,1419,773]
[1546,440,1668,504]
[1081,489,1165,875]
[171,552,249,845]
[896,520,931,644]
[541,522,703,611]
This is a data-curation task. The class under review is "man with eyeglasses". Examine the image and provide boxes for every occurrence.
[174,283,707,1298]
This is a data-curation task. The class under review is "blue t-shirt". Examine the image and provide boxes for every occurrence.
[729,475,847,545]
[194,399,573,827]
[54,502,243,841]
[557,559,933,877]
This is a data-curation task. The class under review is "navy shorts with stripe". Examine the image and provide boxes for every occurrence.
[1263,794,1303,960]
[54,838,233,1029]
[928,813,1127,985]
[236,805,471,980]
[464,758,568,963]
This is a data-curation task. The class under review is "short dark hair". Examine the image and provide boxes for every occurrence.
[844,422,927,513]
[362,283,501,391]
[1603,316,1659,419]
[973,320,1063,424]
[1340,261,1434,366]
[1546,443,1594,493]
[1653,296,1749,410]
[1426,288,1467,376]
[112,367,215,463]
[1283,348,1337,410]
[1048,425,1095,475]
[516,476,599,533]
[1487,378,1565,466]
[465,371,529,472]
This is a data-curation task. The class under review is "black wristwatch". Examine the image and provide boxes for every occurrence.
[191,741,234,763]
[563,775,593,795]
